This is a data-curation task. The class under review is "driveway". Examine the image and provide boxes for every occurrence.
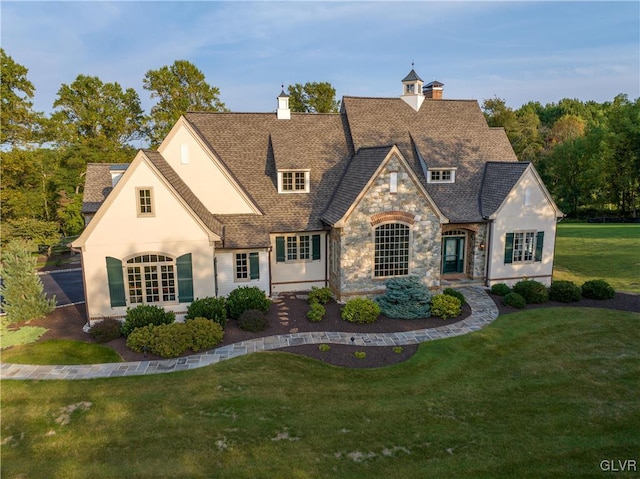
[39,270,84,306]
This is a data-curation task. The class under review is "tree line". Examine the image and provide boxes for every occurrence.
[1,48,339,248]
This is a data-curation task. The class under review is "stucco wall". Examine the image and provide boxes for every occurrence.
[487,168,558,286]
[270,232,327,295]
[338,156,441,299]
[215,250,270,298]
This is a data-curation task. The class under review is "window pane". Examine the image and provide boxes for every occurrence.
[127,266,143,303]
[236,253,248,279]
[144,266,160,302]
[161,265,176,301]
[299,235,310,259]
[294,172,306,191]
[282,172,293,191]
[139,189,152,214]
[374,223,409,277]
[287,236,297,260]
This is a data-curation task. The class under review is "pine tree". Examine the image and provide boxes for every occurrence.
[1,240,56,323]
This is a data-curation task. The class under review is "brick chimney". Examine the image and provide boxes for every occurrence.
[423,81,444,99]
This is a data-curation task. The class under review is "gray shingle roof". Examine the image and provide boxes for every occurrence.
[402,69,423,82]
[479,161,530,218]
[82,163,117,214]
[322,146,394,225]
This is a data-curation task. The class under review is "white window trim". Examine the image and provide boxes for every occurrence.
[234,251,259,282]
[124,253,177,305]
[512,230,536,264]
[427,168,456,184]
[278,170,310,194]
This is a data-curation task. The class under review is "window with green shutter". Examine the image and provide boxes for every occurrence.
[535,231,544,262]
[106,257,126,307]
[275,236,285,262]
[249,252,260,280]
[504,233,514,264]
[312,234,321,260]
[176,253,193,303]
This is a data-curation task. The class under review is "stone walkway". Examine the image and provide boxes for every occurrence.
[1,287,498,381]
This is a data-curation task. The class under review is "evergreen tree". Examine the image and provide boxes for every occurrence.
[1,240,56,323]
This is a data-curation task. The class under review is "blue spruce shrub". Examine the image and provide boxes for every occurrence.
[375,276,431,319]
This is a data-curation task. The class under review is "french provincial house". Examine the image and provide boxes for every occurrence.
[72,69,563,323]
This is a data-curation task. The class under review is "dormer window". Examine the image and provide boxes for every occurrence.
[427,168,456,184]
[278,170,310,193]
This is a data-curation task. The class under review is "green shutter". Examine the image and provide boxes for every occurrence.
[249,252,260,280]
[535,231,544,262]
[275,236,285,262]
[176,253,194,303]
[312,234,321,260]
[504,233,514,264]
[106,257,126,307]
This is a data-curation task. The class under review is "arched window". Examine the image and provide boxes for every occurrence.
[126,254,176,304]
[374,223,410,277]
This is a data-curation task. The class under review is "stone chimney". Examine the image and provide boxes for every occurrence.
[277,87,290,120]
[423,81,444,99]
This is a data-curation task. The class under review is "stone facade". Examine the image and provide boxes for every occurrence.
[333,155,442,300]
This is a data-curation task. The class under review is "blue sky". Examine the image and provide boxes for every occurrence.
[2,1,638,116]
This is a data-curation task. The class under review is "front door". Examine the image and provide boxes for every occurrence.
[443,237,465,274]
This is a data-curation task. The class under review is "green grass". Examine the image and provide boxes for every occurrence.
[2,308,638,478]
[554,223,640,292]
[0,318,47,349]
[1,340,123,365]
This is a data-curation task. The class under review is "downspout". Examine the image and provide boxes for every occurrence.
[324,232,329,287]
[484,218,493,287]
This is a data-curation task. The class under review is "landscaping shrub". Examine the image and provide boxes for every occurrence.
[443,288,466,305]
[308,286,333,305]
[503,292,526,309]
[490,283,511,296]
[341,298,380,324]
[581,279,615,300]
[227,286,271,320]
[89,318,123,343]
[430,294,462,319]
[186,317,224,352]
[513,279,548,304]
[238,309,269,332]
[150,323,192,358]
[125,324,157,354]
[306,302,325,322]
[121,304,175,337]
[375,276,431,319]
[185,297,227,327]
[549,280,582,302]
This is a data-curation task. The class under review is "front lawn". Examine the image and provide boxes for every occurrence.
[1,340,123,365]
[2,307,638,478]
[554,223,640,293]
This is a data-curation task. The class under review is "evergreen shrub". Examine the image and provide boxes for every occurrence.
[503,292,526,309]
[513,279,548,304]
[341,298,380,324]
[89,318,122,343]
[581,279,615,300]
[375,276,431,319]
[185,297,227,327]
[186,317,224,352]
[227,286,271,319]
[238,309,269,332]
[121,304,175,337]
[490,283,511,296]
[150,323,192,358]
[125,324,156,353]
[549,280,582,302]
[430,294,462,319]
[306,302,325,322]
[308,287,333,305]
[443,288,466,305]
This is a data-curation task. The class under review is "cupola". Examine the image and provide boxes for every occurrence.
[400,67,425,111]
[277,86,290,120]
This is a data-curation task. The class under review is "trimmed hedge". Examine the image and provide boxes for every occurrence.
[549,280,582,302]
[238,309,269,332]
[430,294,462,319]
[89,318,123,343]
[341,298,380,324]
[513,279,548,304]
[581,279,615,300]
[490,283,511,296]
[126,318,224,358]
[185,297,227,327]
[121,304,175,337]
[503,292,526,309]
[227,286,271,320]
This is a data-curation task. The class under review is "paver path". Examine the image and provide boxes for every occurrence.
[1,287,498,380]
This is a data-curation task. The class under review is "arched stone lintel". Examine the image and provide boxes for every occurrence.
[370,211,415,226]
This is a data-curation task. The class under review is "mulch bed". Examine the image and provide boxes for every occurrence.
[18,291,639,369]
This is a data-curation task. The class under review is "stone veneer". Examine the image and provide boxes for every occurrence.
[334,155,442,300]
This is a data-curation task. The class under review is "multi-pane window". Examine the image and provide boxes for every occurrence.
[299,235,310,260]
[275,234,321,263]
[235,252,260,281]
[429,170,452,182]
[126,254,175,303]
[512,231,535,263]
[374,223,410,277]
[286,236,298,260]
[280,171,308,193]
[137,188,153,215]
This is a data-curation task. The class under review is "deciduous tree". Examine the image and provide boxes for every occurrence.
[287,82,339,113]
